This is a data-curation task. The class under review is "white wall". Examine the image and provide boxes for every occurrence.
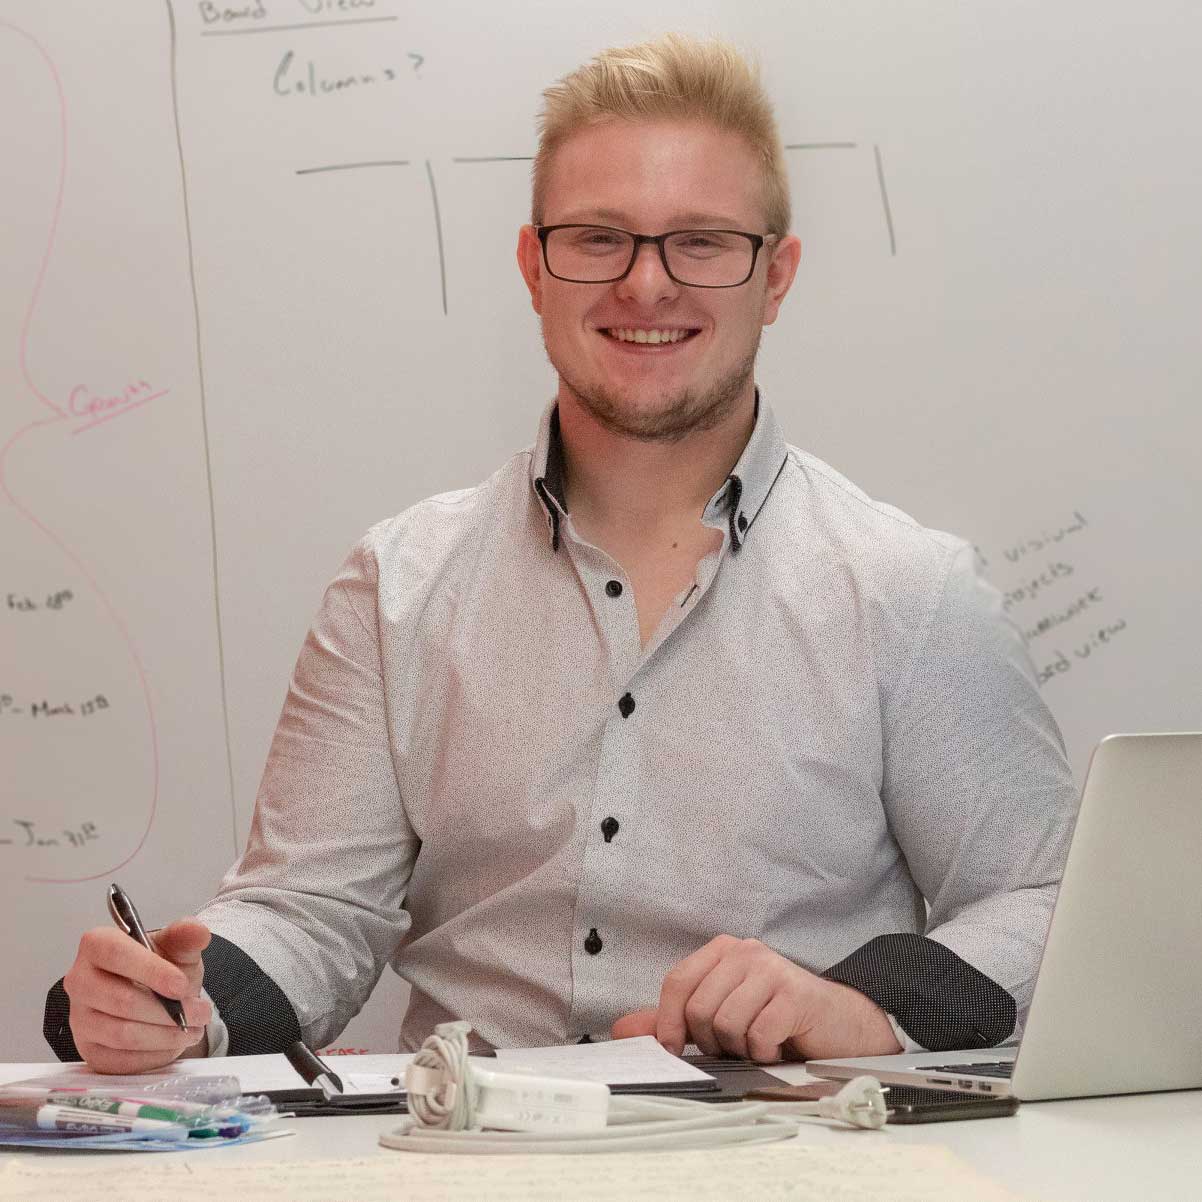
[3,0,1199,1058]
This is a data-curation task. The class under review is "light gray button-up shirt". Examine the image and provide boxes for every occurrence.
[199,396,1077,1054]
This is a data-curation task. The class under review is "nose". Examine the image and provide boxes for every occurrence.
[614,239,679,306]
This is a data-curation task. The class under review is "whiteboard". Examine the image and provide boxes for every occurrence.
[3,0,1200,1059]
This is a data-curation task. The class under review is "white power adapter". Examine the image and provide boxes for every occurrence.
[401,1029,610,1134]
[467,1063,610,1133]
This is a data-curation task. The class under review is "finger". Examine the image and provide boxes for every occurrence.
[611,1008,658,1040]
[78,927,190,999]
[655,936,738,1055]
[72,1003,199,1055]
[709,976,776,1059]
[182,994,212,1028]
[746,993,801,1063]
[83,966,212,1031]
[76,1035,197,1076]
[68,961,194,1028]
[680,956,754,1056]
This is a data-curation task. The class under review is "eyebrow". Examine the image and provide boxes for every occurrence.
[553,208,749,229]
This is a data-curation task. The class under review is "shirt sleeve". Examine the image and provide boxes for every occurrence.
[197,535,419,1052]
[827,542,1078,1051]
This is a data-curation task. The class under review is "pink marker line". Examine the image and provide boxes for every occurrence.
[4,20,67,419]
[72,389,171,435]
[1,21,161,886]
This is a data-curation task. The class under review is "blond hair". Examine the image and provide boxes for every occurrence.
[532,34,791,236]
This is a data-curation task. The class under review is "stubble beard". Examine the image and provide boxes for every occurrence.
[548,333,761,444]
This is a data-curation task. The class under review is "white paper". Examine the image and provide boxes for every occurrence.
[495,1037,714,1086]
[0,1053,414,1096]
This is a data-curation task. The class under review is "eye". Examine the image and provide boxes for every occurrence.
[568,227,627,253]
[671,231,739,257]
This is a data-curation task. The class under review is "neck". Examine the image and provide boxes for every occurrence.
[556,385,756,542]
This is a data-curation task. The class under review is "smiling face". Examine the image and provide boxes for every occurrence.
[518,118,800,443]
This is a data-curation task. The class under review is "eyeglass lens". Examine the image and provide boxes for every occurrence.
[545,227,757,286]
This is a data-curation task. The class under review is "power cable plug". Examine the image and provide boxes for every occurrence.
[814,1075,889,1129]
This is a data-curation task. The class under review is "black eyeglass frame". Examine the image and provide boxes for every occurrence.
[535,224,779,289]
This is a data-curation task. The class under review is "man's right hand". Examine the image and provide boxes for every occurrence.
[63,917,213,1073]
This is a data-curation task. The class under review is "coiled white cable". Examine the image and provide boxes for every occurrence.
[380,1022,889,1155]
[402,1019,479,1132]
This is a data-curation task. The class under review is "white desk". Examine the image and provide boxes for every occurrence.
[2,1062,1199,1201]
[771,1065,1202,1201]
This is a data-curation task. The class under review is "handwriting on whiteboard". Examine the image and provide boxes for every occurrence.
[976,510,1129,687]
[0,693,111,719]
[7,589,74,612]
[69,379,170,435]
[0,820,100,850]
[273,50,403,98]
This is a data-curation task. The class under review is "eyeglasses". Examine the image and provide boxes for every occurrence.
[535,224,778,289]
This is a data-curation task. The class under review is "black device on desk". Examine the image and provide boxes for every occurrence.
[679,1054,804,1103]
[747,1079,1019,1123]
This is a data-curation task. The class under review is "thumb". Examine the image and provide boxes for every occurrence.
[611,1007,659,1041]
[151,918,210,981]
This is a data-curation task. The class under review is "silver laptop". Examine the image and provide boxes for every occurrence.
[808,733,1202,1101]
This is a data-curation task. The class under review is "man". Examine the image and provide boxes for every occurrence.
[47,35,1077,1074]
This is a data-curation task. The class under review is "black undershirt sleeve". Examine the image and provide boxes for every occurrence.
[43,933,301,1061]
[822,933,1017,1050]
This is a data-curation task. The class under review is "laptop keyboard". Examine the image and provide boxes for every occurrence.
[923,1061,1014,1079]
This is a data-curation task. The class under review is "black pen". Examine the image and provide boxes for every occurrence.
[106,882,188,1032]
[286,1040,344,1100]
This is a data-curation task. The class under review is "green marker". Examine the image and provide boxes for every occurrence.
[53,1093,203,1126]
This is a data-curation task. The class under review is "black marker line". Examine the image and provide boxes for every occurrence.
[784,142,858,150]
[168,0,239,854]
[874,143,897,257]
[451,156,535,163]
[201,17,398,36]
[426,159,447,316]
[296,160,411,175]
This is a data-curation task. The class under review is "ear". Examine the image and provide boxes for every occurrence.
[517,224,545,315]
[761,234,801,327]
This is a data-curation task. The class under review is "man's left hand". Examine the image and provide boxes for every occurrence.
[611,935,903,1062]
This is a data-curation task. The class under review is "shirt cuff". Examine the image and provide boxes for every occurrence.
[822,933,1016,1051]
[200,987,229,1058]
[885,1012,926,1054]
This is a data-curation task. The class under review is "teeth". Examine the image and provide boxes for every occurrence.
[607,328,693,344]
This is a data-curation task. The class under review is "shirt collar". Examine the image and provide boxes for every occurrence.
[530,390,789,554]
[701,390,791,553]
[530,404,568,551]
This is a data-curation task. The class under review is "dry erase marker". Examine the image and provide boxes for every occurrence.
[50,1094,212,1128]
[0,1101,190,1138]
[106,882,189,1031]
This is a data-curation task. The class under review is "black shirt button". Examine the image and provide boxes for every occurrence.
[737,513,748,532]
[605,579,623,598]
[584,928,603,955]
[618,692,635,718]
[601,816,619,842]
